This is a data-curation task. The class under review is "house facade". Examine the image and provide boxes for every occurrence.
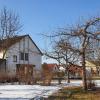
[86,60,100,76]
[0,35,42,78]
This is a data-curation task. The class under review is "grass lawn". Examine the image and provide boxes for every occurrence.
[48,86,100,100]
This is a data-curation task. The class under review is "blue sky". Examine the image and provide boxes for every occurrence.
[0,0,100,63]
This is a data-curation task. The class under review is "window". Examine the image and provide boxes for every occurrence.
[13,55,17,62]
[20,52,24,60]
[20,52,29,61]
[25,53,29,61]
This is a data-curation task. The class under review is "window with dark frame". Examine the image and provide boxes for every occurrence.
[20,52,29,61]
[13,55,17,62]
[20,52,24,60]
[25,53,29,61]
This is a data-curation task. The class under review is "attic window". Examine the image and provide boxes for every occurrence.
[13,55,17,62]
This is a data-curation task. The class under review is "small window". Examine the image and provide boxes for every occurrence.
[13,55,17,62]
[20,52,24,60]
[25,53,29,61]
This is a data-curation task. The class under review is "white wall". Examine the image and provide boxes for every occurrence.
[5,36,42,76]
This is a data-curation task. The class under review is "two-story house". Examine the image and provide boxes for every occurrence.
[0,35,42,80]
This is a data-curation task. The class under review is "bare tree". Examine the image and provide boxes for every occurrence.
[44,17,100,90]
[58,17,100,90]
[0,7,22,59]
[44,48,64,84]
[44,38,80,84]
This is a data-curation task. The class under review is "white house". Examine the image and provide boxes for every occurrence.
[0,35,42,78]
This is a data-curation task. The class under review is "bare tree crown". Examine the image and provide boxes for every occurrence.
[0,7,22,40]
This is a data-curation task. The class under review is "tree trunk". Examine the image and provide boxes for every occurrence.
[67,71,70,83]
[82,52,87,91]
[58,78,62,84]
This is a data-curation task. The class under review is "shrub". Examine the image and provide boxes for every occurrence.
[87,76,96,90]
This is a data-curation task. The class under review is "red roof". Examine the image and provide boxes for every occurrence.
[46,64,58,70]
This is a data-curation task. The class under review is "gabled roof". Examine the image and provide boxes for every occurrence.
[46,64,58,69]
[27,35,43,55]
[42,63,58,71]
[0,35,43,55]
